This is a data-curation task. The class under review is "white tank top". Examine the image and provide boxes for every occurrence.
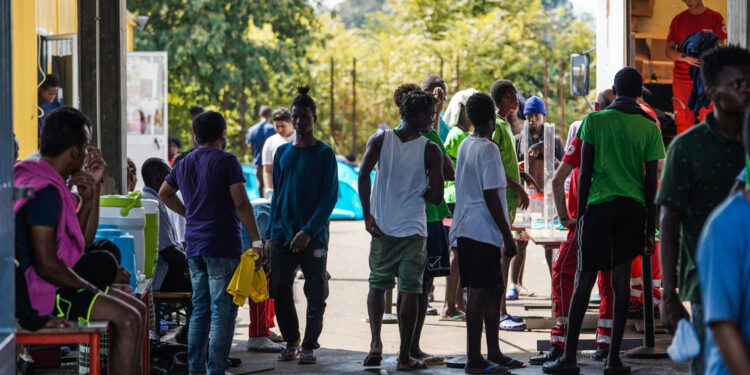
[371,130,429,237]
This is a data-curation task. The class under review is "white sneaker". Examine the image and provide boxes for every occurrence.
[246,336,284,353]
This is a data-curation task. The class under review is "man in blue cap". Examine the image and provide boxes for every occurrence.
[506,96,564,300]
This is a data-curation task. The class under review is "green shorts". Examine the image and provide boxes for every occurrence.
[508,208,516,225]
[55,287,107,324]
[369,234,427,294]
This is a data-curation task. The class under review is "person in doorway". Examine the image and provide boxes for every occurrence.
[452,91,523,373]
[38,74,61,139]
[141,158,191,292]
[126,157,137,193]
[658,45,749,375]
[507,96,563,300]
[489,79,533,332]
[261,107,295,197]
[696,114,750,375]
[168,136,182,165]
[666,0,727,134]
[265,87,338,364]
[160,111,264,375]
[543,68,665,375]
[359,90,444,371]
[15,107,146,375]
[393,83,455,365]
[247,105,276,198]
[531,90,618,365]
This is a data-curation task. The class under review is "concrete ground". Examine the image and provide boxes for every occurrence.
[227,221,687,375]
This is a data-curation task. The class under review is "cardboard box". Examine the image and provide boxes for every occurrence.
[631,0,654,17]
[650,39,669,62]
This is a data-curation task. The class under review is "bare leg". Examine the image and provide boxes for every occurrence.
[485,287,508,363]
[560,270,598,363]
[544,246,554,277]
[89,293,142,375]
[397,292,422,369]
[509,240,527,287]
[442,248,463,316]
[465,287,494,370]
[411,276,434,358]
[499,255,512,316]
[606,262,632,368]
[108,288,147,361]
[367,288,385,357]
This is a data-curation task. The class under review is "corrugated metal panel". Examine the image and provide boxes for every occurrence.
[0,0,17,371]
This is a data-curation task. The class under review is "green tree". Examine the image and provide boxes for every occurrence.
[334,0,387,29]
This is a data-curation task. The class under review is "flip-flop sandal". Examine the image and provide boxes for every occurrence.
[423,356,446,366]
[363,353,382,367]
[299,352,317,365]
[465,364,510,374]
[497,357,526,369]
[397,360,427,372]
[278,347,300,361]
[439,314,466,322]
[604,365,631,375]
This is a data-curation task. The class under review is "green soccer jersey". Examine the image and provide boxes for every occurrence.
[492,116,521,210]
[577,109,666,207]
[443,126,470,204]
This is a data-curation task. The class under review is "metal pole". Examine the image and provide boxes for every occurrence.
[352,57,357,156]
[625,253,667,358]
[558,58,565,134]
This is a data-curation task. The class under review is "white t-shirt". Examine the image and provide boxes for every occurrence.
[449,135,509,247]
[261,132,295,166]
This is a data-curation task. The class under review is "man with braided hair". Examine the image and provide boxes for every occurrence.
[266,86,339,364]
[359,89,445,371]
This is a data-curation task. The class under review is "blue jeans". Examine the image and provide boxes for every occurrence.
[690,303,705,375]
[187,256,240,375]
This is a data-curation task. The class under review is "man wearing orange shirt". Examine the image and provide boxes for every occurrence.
[665,0,727,135]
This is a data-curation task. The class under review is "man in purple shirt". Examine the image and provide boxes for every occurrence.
[160,111,264,375]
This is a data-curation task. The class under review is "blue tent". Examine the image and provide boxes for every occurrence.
[241,162,373,220]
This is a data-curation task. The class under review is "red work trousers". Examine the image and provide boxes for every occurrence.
[550,225,614,350]
[630,244,662,305]
[673,76,713,135]
[248,283,276,338]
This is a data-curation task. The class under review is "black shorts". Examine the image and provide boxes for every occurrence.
[577,197,646,272]
[55,287,105,324]
[425,221,450,277]
[457,237,503,289]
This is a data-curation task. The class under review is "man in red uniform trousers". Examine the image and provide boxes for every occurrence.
[665,0,726,134]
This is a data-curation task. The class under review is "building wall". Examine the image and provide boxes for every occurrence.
[12,0,39,159]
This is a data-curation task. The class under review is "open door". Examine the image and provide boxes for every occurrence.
[40,34,79,108]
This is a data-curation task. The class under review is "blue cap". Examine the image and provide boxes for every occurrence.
[523,96,546,116]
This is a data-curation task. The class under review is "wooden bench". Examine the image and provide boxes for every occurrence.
[153,291,192,325]
[16,321,109,375]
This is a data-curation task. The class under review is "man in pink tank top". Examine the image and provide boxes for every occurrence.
[359,90,445,371]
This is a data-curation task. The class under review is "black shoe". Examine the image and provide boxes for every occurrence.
[228,356,242,367]
[591,348,609,361]
[542,357,580,375]
[530,345,563,365]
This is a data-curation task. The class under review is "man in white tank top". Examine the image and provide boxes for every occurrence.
[358,90,445,371]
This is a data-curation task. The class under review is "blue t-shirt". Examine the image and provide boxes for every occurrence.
[697,191,750,375]
[438,112,449,142]
[15,186,59,271]
[266,141,339,246]
[165,147,246,258]
[38,100,60,135]
[247,120,276,168]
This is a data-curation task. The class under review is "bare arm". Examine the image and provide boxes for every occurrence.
[358,133,384,237]
[159,182,186,217]
[709,321,750,374]
[507,179,530,209]
[552,161,575,227]
[423,142,445,205]
[659,206,689,332]
[263,164,274,195]
[577,141,594,220]
[229,182,262,247]
[644,160,658,255]
[665,41,700,67]
[30,226,98,291]
[484,189,517,258]
[442,154,455,181]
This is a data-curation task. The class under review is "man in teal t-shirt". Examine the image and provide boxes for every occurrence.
[544,68,665,375]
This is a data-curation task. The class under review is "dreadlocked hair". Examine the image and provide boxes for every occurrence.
[292,85,316,116]
[398,90,437,122]
[393,83,421,107]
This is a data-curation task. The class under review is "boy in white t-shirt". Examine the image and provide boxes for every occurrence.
[261,107,296,197]
[450,92,522,373]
